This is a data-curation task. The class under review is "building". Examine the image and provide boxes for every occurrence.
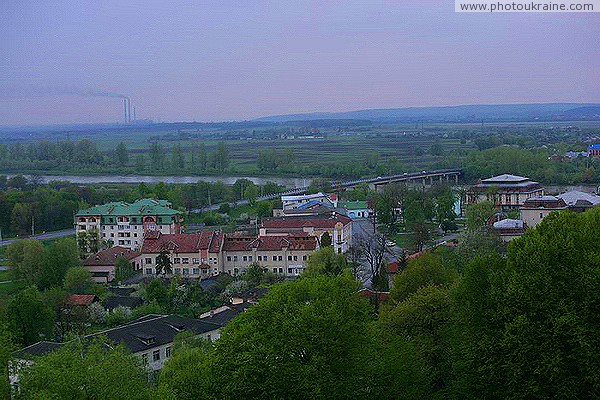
[281,192,336,210]
[10,314,222,390]
[75,199,183,250]
[587,144,600,157]
[520,196,568,228]
[467,174,544,210]
[339,200,371,219]
[82,246,142,283]
[221,234,318,277]
[557,190,600,211]
[492,218,526,242]
[260,213,353,254]
[140,231,224,278]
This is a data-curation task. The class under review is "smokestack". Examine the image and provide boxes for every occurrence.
[127,98,131,123]
[133,106,136,121]
[123,98,128,123]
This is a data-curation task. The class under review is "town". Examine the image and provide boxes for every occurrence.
[2,1,599,399]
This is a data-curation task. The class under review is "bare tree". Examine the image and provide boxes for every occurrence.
[356,233,387,282]
[346,244,363,279]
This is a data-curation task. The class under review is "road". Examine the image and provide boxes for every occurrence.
[0,229,76,247]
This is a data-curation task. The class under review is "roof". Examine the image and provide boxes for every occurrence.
[13,341,64,359]
[357,288,390,303]
[83,246,141,266]
[262,213,352,230]
[87,314,221,353]
[493,218,524,229]
[108,287,136,296]
[199,306,241,326]
[557,190,600,206]
[141,231,224,254]
[281,192,327,202]
[481,174,530,183]
[522,196,568,209]
[104,295,144,311]
[76,199,181,217]
[340,201,369,210]
[222,235,317,252]
[66,294,99,306]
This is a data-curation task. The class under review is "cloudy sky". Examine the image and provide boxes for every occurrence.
[1,0,598,125]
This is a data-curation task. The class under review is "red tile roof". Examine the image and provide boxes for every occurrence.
[83,246,141,266]
[387,260,400,274]
[262,214,352,230]
[222,235,318,252]
[141,231,224,254]
[357,288,389,303]
[66,294,99,306]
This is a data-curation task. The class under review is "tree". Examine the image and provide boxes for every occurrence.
[304,247,347,276]
[171,144,185,170]
[465,200,496,231]
[40,238,80,290]
[162,275,422,399]
[0,323,14,398]
[114,142,128,167]
[355,233,387,282]
[155,249,172,275]
[63,266,93,293]
[10,202,34,236]
[115,255,135,282]
[7,239,46,287]
[243,184,259,205]
[17,339,151,399]
[319,231,332,248]
[5,287,55,346]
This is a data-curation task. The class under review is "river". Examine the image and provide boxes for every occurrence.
[5,174,311,188]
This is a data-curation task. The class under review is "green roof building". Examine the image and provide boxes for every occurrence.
[75,199,183,250]
[339,201,372,219]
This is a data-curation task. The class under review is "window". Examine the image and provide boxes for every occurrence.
[134,233,137,237]
[141,353,148,365]
[145,268,152,274]
[233,255,238,262]
[293,256,298,261]
[182,258,189,264]
[288,255,292,261]
[110,233,114,237]
[174,268,181,274]
[166,347,172,358]
[242,256,248,262]
[145,258,152,264]
[182,268,189,275]
[248,255,252,261]
[193,258,200,264]
[153,350,160,362]
[279,268,283,274]
[227,256,232,262]
[288,268,292,274]
[303,255,307,261]
[273,268,277,273]
[272,255,277,261]
[540,212,543,218]
[278,256,282,261]
[193,268,199,275]
[173,258,181,264]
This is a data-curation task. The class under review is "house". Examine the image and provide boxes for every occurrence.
[587,144,600,157]
[492,218,526,242]
[260,213,353,254]
[281,192,336,210]
[104,295,144,311]
[520,196,568,228]
[556,190,600,211]
[199,305,242,326]
[83,246,142,283]
[75,199,183,250]
[65,294,100,307]
[140,231,224,278]
[339,200,371,219]
[10,314,222,389]
[221,234,318,277]
[467,174,544,210]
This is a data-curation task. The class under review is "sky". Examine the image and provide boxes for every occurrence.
[1,0,599,125]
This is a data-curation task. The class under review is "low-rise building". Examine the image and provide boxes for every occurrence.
[520,196,568,228]
[339,200,371,219]
[140,231,224,278]
[281,192,336,210]
[83,246,142,283]
[75,199,183,250]
[221,234,318,277]
[467,174,544,210]
[10,314,222,391]
[260,213,353,254]
[557,190,600,211]
[492,218,526,242]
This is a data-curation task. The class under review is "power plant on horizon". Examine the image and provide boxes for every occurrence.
[122,97,134,124]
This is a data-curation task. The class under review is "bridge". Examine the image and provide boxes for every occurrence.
[190,169,462,213]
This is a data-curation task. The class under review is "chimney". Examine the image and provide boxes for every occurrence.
[127,98,131,123]
[123,98,128,123]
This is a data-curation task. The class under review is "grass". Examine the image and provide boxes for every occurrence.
[0,269,25,298]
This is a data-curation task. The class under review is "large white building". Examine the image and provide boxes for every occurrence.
[467,174,544,210]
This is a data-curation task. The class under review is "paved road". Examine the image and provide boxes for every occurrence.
[0,229,76,247]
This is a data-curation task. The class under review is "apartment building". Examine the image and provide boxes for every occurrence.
[467,174,544,210]
[82,246,142,283]
[140,230,224,278]
[281,192,337,210]
[260,213,353,254]
[75,199,183,250]
[221,233,318,277]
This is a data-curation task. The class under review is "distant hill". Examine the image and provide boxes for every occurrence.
[255,103,600,123]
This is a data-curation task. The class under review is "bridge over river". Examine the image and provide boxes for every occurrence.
[191,168,462,213]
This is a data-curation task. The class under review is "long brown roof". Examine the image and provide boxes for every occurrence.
[262,214,352,229]
[222,235,318,252]
[83,246,141,266]
[141,231,224,254]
